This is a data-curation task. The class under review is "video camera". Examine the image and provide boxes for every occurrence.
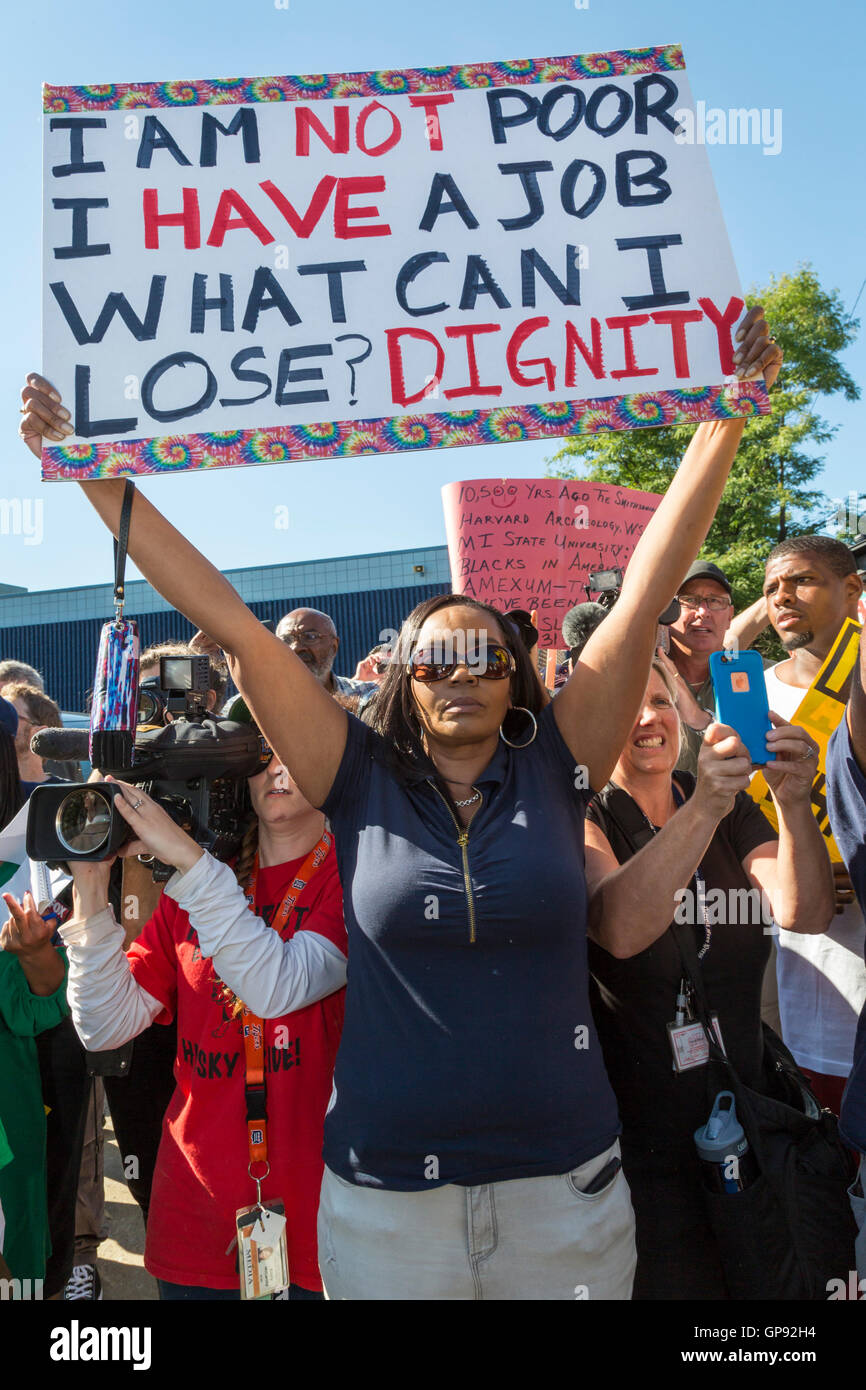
[26,657,266,880]
[585,568,625,613]
[137,653,212,724]
[584,567,682,627]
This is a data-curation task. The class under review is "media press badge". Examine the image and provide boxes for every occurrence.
[235,1199,289,1300]
[667,1015,726,1073]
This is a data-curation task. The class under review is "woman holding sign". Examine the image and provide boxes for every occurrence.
[21,306,782,1300]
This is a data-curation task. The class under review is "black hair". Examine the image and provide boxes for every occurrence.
[0,727,24,832]
[368,593,544,783]
[766,535,858,580]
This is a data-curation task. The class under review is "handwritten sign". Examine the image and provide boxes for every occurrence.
[41,45,767,480]
[442,477,662,646]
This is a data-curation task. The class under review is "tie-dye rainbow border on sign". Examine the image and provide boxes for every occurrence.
[42,384,766,479]
[44,47,685,112]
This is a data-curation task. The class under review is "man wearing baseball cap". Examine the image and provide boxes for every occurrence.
[655,560,767,775]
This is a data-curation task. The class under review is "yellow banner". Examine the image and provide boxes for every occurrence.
[748,618,862,863]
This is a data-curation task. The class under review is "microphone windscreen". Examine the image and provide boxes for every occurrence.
[30,727,91,762]
[561,602,608,653]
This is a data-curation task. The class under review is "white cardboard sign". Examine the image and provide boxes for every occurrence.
[41,45,767,480]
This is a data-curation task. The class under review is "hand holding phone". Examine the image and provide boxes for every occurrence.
[709,650,774,765]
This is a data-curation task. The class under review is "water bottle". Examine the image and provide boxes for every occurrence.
[694,1091,759,1193]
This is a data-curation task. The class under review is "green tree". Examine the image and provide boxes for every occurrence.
[547,265,859,614]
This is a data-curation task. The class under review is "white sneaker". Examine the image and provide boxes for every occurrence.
[64,1264,103,1300]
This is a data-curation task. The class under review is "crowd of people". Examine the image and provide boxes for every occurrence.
[2,308,866,1300]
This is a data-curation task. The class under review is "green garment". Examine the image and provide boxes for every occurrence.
[0,947,69,1283]
[675,672,716,777]
[0,1116,11,1170]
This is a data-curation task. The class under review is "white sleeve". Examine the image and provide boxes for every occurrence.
[58,907,165,1051]
[165,852,347,1019]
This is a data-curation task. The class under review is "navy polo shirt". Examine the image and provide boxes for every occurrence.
[826,719,866,1154]
[320,702,620,1190]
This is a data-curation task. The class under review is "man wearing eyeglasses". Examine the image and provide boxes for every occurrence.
[655,561,766,775]
[275,609,378,707]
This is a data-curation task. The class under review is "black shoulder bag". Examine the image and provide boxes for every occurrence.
[672,921,856,1300]
[592,781,857,1300]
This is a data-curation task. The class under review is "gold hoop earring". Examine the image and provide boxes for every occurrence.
[499,706,538,748]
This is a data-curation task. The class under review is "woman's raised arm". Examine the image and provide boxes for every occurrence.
[554,306,782,789]
[20,374,347,808]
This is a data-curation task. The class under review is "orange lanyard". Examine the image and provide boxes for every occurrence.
[240,832,332,1175]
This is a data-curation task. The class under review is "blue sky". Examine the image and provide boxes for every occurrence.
[2,0,863,593]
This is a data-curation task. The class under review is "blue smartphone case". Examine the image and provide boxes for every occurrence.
[709,649,775,765]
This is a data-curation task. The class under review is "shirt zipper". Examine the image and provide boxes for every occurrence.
[428,779,482,944]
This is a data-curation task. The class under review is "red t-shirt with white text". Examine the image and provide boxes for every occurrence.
[127,851,346,1291]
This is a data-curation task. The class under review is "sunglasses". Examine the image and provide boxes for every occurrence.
[408,644,516,683]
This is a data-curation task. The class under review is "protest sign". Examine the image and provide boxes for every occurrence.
[42,45,767,481]
[442,476,662,647]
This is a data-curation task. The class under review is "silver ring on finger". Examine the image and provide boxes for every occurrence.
[131,797,145,810]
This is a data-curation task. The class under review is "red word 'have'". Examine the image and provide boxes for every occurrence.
[142,178,391,249]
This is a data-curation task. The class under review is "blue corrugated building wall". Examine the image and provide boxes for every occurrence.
[0,547,452,711]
